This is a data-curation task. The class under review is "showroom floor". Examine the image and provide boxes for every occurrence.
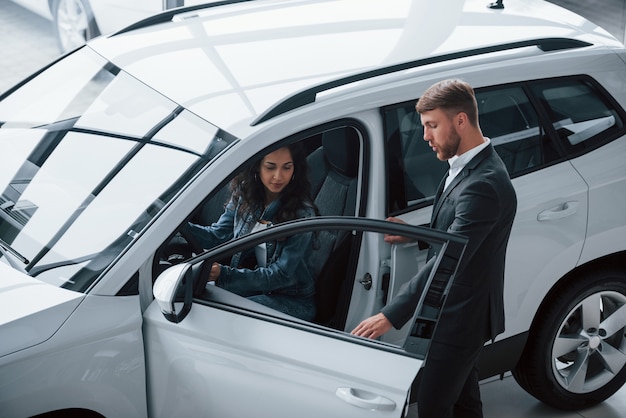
[1,1,625,417]
[405,373,626,418]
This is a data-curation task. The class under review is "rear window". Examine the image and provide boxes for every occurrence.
[528,77,625,154]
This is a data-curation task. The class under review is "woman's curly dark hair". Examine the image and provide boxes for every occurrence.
[230,143,319,223]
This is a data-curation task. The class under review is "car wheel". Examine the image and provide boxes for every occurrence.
[51,0,100,53]
[512,269,626,410]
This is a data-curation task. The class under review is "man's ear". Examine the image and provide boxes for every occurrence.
[456,112,469,128]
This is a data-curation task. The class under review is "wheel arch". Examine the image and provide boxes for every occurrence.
[528,249,626,339]
[511,250,626,409]
[489,251,626,380]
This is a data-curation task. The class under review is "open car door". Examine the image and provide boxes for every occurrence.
[144,217,467,418]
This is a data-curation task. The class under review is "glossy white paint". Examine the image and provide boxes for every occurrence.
[87,0,619,134]
[0,294,147,417]
[0,262,83,355]
[1,0,626,416]
[144,300,421,418]
[501,163,588,338]
[571,136,626,264]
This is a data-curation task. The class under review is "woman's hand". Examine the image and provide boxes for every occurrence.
[208,262,221,282]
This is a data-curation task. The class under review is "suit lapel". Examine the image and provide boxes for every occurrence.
[430,144,495,227]
[431,175,447,227]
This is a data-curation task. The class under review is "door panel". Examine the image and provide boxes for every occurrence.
[145,217,467,417]
[569,136,626,263]
[502,162,587,338]
[144,302,418,418]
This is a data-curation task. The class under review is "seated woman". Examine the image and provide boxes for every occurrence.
[185,144,319,321]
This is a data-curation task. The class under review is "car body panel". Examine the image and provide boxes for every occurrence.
[86,0,621,135]
[0,263,83,356]
[2,0,626,416]
[502,162,588,337]
[144,301,419,418]
[570,136,626,264]
[0,294,147,418]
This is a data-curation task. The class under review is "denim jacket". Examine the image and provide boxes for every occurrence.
[185,197,317,300]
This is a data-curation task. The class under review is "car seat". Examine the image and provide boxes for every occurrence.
[306,127,360,327]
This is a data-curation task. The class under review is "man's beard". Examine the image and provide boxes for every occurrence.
[437,130,461,161]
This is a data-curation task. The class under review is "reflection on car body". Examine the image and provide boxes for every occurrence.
[1,0,626,417]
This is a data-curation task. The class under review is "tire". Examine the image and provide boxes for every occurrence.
[512,269,626,410]
[51,0,100,53]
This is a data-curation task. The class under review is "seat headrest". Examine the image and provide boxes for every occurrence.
[321,128,359,178]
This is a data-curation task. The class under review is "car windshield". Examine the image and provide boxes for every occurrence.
[0,47,235,291]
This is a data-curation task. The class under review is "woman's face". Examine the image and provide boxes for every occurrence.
[259,147,294,202]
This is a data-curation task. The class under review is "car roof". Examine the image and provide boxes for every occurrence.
[87,0,622,134]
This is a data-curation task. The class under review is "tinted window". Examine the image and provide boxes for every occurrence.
[476,86,548,175]
[528,77,625,154]
[383,77,625,215]
[383,102,447,214]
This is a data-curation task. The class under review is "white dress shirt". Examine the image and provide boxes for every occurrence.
[444,138,491,191]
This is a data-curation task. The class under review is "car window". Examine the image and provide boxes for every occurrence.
[383,101,448,214]
[383,77,626,215]
[476,86,547,175]
[383,87,546,215]
[528,77,626,154]
[154,217,467,353]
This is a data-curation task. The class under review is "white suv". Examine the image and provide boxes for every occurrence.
[1,1,625,417]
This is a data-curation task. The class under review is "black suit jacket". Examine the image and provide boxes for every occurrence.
[382,144,517,347]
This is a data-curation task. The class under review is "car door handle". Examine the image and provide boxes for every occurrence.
[537,201,579,222]
[335,387,396,411]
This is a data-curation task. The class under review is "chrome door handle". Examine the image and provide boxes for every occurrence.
[336,387,395,411]
[537,201,579,222]
[359,273,372,290]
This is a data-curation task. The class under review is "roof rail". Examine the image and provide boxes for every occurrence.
[252,37,592,126]
[112,0,253,36]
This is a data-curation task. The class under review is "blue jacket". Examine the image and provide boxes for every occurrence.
[186,197,317,300]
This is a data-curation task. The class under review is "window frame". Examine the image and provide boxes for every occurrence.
[382,75,626,216]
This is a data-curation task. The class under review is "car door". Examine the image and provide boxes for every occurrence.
[143,217,467,418]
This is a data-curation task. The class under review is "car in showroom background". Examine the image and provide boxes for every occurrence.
[9,0,211,52]
[1,0,626,417]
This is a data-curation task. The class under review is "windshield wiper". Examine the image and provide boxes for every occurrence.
[0,238,29,271]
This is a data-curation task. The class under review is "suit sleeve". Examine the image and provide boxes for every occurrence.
[381,256,435,329]
[381,179,500,330]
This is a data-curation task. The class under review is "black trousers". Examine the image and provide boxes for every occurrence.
[417,339,485,418]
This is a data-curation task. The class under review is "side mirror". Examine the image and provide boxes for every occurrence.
[153,263,193,323]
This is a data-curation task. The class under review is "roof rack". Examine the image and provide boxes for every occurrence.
[252,37,592,126]
[113,0,253,36]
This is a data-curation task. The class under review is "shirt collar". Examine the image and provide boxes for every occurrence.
[448,137,491,171]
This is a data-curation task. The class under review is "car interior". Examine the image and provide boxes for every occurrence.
[154,126,363,330]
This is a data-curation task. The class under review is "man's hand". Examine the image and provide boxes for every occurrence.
[351,313,393,339]
[384,217,413,244]
[208,262,221,282]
